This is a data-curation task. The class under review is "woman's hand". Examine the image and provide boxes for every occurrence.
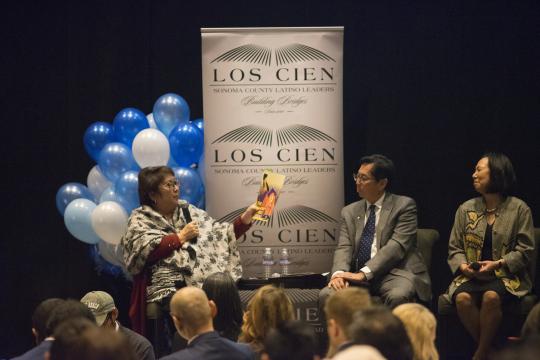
[478,260,502,273]
[459,263,477,279]
[240,203,260,224]
[177,221,199,244]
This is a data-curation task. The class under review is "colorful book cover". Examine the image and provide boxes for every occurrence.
[253,170,285,221]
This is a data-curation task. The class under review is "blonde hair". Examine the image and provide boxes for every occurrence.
[239,285,294,352]
[393,303,439,360]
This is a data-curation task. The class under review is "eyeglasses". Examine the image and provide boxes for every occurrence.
[353,173,374,183]
[162,180,179,190]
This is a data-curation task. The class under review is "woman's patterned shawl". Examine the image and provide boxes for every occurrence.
[122,200,242,303]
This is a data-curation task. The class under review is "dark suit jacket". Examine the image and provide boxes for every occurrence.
[331,193,431,301]
[159,331,255,360]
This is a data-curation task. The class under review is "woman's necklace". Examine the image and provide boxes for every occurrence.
[485,207,498,213]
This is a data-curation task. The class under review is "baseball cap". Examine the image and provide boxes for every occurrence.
[80,291,116,326]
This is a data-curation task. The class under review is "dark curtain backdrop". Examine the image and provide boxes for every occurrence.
[2,0,539,356]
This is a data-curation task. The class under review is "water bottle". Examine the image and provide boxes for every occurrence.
[262,247,274,279]
[279,248,290,276]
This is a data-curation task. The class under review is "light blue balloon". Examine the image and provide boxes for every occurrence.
[172,167,204,205]
[64,198,100,244]
[99,186,118,203]
[196,190,205,210]
[83,122,115,162]
[113,108,149,147]
[115,171,140,213]
[169,123,204,167]
[191,118,204,133]
[98,142,139,182]
[153,93,190,136]
[56,182,95,216]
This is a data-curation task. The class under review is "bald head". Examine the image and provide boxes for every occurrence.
[170,287,214,338]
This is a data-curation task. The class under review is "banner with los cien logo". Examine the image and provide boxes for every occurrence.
[201,27,344,277]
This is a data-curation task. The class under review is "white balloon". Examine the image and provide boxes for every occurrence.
[87,165,113,200]
[146,113,157,129]
[98,240,126,268]
[91,201,128,245]
[132,128,170,168]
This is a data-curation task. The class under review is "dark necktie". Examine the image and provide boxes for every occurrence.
[355,204,376,271]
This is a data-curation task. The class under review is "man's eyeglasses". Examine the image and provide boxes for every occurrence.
[353,173,374,183]
[162,180,179,190]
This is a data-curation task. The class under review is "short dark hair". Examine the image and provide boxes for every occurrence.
[49,317,97,360]
[138,166,175,207]
[46,299,96,336]
[348,306,413,360]
[483,152,516,196]
[54,326,136,360]
[202,272,243,341]
[32,298,65,342]
[358,154,395,189]
[263,320,319,360]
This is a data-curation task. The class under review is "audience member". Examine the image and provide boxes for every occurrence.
[261,320,319,360]
[239,285,295,355]
[161,287,255,360]
[81,290,155,360]
[323,287,372,358]
[521,301,540,339]
[47,317,97,360]
[393,303,439,360]
[348,305,413,360]
[45,299,96,339]
[493,334,540,360]
[11,298,64,360]
[320,154,431,311]
[332,345,385,360]
[202,272,244,341]
[56,325,137,360]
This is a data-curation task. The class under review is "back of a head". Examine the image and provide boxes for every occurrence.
[171,287,212,334]
[348,305,413,360]
[324,287,371,332]
[393,303,439,360]
[202,272,243,340]
[240,285,295,345]
[67,327,136,360]
[332,345,386,360]
[263,320,318,360]
[46,299,96,336]
[32,298,65,342]
[521,300,540,339]
[48,317,97,360]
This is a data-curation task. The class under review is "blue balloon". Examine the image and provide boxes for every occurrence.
[99,186,118,203]
[83,122,114,162]
[64,199,100,244]
[196,190,205,210]
[89,245,125,278]
[197,153,205,187]
[172,167,204,205]
[56,182,95,216]
[114,171,140,213]
[153,93,190,136]
[113,108,149,146]
[191,118,204,133]
[98,142,138,182]
[169,123,204,167]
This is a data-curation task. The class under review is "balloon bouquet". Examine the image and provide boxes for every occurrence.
[56,93,205,276]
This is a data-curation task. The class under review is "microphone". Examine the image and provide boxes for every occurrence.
[470,262,480,271]
[181,204,197,244]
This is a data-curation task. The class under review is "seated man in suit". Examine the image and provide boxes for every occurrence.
[320,154,431,309]
[161,287,255,360]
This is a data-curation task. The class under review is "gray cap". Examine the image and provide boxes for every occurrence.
[80,291,116,326]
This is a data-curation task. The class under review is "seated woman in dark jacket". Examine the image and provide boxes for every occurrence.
[446,153,535,360]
